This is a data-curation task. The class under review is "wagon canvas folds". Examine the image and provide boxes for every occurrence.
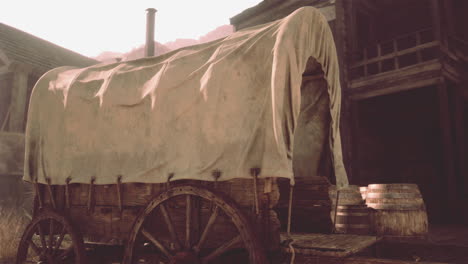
[17,7,350,264]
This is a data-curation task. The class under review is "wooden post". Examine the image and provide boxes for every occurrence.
[437,80,457,221]
[453,85,466,223]
[442,0,455,44]
[393,40,399,70]
[430,0,446,50]
[416,32,423,63]
[363,49,368,77]
[377,43,382,73]
[8,70,28,132]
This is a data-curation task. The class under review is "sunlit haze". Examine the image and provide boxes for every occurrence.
[0,0,262,57]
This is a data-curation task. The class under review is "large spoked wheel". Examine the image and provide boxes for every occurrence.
[16,209,86,264]
[123,184,267,264]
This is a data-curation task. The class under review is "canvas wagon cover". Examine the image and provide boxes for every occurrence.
[24,7,348,187]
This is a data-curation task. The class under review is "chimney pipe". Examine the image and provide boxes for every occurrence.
[145,8,157,57]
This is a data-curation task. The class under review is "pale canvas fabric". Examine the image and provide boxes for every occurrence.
[24,7,349,187]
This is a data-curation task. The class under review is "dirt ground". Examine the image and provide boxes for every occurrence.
[2,223,468,263]
[357,225,468,264]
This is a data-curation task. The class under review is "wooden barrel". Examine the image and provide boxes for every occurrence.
[366,184,428,239]
[329,185,371,235]
[359,186,368,200]
[334,204,372,235]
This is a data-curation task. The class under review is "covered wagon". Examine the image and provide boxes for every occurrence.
[17,7,354,264]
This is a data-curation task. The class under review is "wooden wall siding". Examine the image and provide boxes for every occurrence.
[8,70,28,132]
[0,72,13,130]
[0,50,10,73]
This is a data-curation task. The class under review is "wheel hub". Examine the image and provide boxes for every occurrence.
[169,251,201,264]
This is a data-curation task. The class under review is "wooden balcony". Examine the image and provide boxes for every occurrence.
[347,28,443,100]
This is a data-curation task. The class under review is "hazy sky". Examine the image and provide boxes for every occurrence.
[1,0,262,57]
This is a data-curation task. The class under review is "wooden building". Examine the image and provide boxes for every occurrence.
[231,0,468,225]
[0,23,97,204]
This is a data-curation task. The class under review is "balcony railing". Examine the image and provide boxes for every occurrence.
[350,28,439,80]
[448,35,468,61]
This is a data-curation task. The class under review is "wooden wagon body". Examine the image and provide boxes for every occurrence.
[26,178,281,263]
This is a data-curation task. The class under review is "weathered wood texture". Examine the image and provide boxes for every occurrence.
[123,185,269,264]
[329,185,370,235]
[280,232,380,258]
[333,205,372,235]
[39,178,281,248]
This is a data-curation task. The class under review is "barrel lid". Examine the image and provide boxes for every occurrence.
[366,192,422,199]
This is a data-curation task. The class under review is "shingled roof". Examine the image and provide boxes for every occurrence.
[0,23,98,73]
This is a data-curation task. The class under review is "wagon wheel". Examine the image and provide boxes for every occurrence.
[123,184,267,264]
[16,209,86,264]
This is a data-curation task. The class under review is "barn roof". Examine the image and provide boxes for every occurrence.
[0,23,97,74]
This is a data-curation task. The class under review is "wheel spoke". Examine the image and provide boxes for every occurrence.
[201,235,242,263]
[141,228,172,259]
[194,205,219,253]
[54,225,67,251]
[159,203,181,250]
[36,224,47,250]
[49,219,55,249]
[185,194,192,249]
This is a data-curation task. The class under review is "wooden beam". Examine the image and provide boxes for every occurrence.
[348,60,442,100]
[8,70,28,132]
[349,77,441,100]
